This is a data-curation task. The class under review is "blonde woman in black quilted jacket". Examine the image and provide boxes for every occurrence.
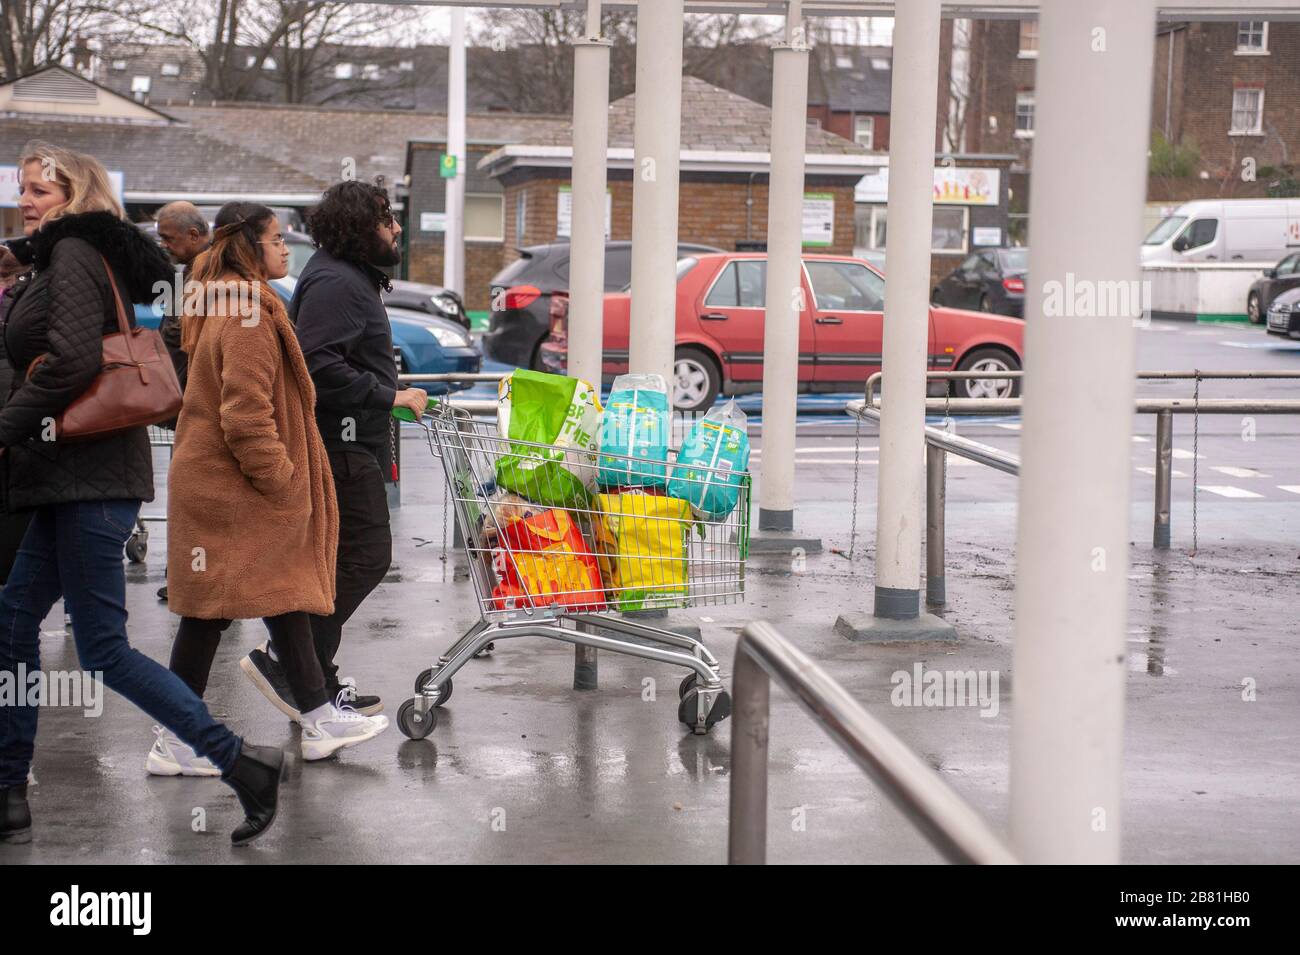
[0,142,285,847]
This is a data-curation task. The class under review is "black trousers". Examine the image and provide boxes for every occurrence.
[169,612,330,712]
[310,449,392,691]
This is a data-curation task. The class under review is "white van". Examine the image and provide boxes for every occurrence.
[1141,199,1300,265]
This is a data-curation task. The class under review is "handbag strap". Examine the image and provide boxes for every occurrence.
[97,253,145,375]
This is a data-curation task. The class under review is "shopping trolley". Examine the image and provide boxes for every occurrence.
[126,424,176,563]
[397,402,750,739]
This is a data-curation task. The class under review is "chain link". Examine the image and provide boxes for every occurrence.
[848,410,863,560]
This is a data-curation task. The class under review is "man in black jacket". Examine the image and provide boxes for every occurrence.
[241,181,425,716]
[155,201,210,394]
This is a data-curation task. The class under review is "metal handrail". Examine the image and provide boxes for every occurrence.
[728,620,1019,865]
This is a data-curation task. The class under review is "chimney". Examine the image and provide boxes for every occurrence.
[72,36,93,76]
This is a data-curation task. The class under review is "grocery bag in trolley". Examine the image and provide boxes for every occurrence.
[667,399,751,520]
[489,508,607,612]
[496,369,602,508]
[597,373,670,489]
[594,490,692,612]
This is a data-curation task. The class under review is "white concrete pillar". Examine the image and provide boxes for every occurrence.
[567,0,611,388]
[627,0,684,388]
[443,6,467,295]
[757,3,810,531]
[868,0,941,620]
[1010,0,1156,864]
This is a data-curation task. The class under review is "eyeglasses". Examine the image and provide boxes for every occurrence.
[259,237,287,248]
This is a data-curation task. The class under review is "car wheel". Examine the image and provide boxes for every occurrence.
[1247,292,1263,325]
[955,348,1021,399]
[673,347,721,414]
[979,293,992,312]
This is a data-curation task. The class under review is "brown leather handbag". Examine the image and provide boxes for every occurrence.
[27,254,182,441]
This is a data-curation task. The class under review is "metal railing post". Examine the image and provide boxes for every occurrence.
[1153,410,1173,549]
[926,443,946,607]
[728,646,771,865]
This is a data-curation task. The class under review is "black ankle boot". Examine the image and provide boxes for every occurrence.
[1,783,31,844]
[222,744,285,846]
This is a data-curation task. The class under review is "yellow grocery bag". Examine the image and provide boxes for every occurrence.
[594,491,691,611]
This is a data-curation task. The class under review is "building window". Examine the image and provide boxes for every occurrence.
[465,194,504,242]
[362,63,381,81]
[131,75,150,95]
[1014,92,1035,137]
[932,207,968,254]
[160,62,180,76]
[1236,21,1268,53]
[111,59,126,71]
[334,62,354,80]
[262,57,277,71]
[854,116,874,149]
[1018,19,1038,57]
[244,55,258,69]
[399,60,415,71]
[1230,87,1264,134]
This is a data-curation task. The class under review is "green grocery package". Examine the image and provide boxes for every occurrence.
[495,369,602,509]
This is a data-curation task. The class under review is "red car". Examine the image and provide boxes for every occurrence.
[538,252,1024,413]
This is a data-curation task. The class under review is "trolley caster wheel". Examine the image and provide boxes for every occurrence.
[679,672,699,699]
[414,668,453,706]
[678,687,732,734]
[473,642,495,658]
[124,534,147,563]
[397,698,438,739]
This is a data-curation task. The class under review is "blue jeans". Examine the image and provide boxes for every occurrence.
[0,499,242,786]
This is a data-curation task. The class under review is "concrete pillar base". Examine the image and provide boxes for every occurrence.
[834,610,958,643]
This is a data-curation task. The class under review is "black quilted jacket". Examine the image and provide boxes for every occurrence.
[0,212,172,511]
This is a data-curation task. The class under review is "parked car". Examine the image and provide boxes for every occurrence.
[1246,252,1300,324]
[133,277,480,394]
[1141,199,1300,265]
[483,240,723,369]
[538,252,1025,413]
[1265,285,1300,340]
[931,247,1027,317]
[138,221,469,329]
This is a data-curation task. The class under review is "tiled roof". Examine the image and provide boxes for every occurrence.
[167,103,570,187]
[514,76,870,156]
[809,45,892,113]
[0,115,329,198]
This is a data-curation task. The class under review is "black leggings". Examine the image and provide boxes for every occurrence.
[169,612,330,713]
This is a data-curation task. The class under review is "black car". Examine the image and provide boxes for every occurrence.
[1247,252,1300,325]
[1265,286,1300,339]
[483,240,722,369]
[931,247,1028,318]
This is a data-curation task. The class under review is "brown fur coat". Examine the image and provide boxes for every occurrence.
[166,277,338,619]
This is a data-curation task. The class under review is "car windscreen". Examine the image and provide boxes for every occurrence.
[998,249,1028,272]
[1144,216,1187,245]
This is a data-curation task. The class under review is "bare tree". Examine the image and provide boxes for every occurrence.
[0,0,139,79]
[469,9,779,114]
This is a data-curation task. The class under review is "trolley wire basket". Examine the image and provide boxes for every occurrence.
[126,424,177,563]
[396,402,750,739]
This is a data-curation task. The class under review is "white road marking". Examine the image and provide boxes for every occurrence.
[1132,435,1150,443]
[1171,448,1203,460]
[1136,467,1187,477]
[996,423,1022,431]
[1196,485,1263,499]
[1278,486,1300,496]
[1211,466,1269,478]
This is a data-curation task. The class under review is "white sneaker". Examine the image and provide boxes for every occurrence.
[146,725,221,777]
[300,704,389,762]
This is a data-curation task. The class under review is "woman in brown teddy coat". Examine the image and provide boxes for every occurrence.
[155,202,388,772]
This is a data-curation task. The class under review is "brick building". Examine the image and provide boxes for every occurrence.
[409,77,878,311]
[805,44,892,153]
[937,16,1300,238]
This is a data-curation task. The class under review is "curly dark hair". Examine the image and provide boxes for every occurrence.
[305,180,394,264]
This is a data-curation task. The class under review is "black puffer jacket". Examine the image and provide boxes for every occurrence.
[0,212,172,511]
